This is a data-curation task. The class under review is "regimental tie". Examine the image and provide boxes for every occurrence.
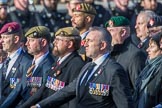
[2,57,11,79]
[81,62,96,86]
[26,62,35,78]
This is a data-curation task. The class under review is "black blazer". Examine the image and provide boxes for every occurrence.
[0,53,54,108]
[35,56,134,108]
[111,37,147,91]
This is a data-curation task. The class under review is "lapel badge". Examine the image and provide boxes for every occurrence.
[11,67,16,74]
[97,69,102,75]
[56,70,61,75]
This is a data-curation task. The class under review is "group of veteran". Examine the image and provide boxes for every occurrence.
[0,1,162,108]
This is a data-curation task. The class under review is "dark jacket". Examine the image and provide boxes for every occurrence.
[34,56,134,108]
[111,37,147,92]
[0,50,32,103]
[20,51,85,108]
[0,53,54,108]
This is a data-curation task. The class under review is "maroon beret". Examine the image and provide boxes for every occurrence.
[0,22,21,35]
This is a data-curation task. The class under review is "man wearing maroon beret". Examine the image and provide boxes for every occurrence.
[0,22,32,104]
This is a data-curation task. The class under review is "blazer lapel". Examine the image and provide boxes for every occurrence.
[88,57,110,83]
[53,52,78,77]
[6,51,25,80]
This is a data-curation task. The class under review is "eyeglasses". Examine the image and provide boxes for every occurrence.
[54,38,70,42]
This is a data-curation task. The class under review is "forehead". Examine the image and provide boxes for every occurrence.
[73,11,84,16]
[136,14,147,22]
[1,34,13,37]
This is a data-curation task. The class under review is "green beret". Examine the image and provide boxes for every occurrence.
[72,3,97,15]
[105,16,130,27]
[55,27,80,37]
[25,26,51,42]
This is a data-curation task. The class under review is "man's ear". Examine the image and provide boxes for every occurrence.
[14,35,20,44]
[120,29,126,37]
[40,38,47,47]
[85,16,91,23]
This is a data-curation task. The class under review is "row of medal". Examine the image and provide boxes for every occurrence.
[45,76,65,91]
[10,78,20,89]
[26,77,42,88]
[89,82,110,96]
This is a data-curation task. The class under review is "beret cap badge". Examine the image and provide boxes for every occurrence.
[8,26,12,33]
[108,20,114,27]
[76,4,81,10]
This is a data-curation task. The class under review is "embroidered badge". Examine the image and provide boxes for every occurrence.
[89,82,109,96]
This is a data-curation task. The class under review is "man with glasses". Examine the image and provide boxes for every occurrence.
[19,27,85,108]
[30,27,134,108]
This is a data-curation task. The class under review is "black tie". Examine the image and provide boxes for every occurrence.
[2,57,11,79]
[81,62,96,86]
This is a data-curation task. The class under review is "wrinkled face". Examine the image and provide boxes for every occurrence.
[143,0,157,10]
[52,36,71,57]
[135,14,148,40]
[44,0,58,10]
[71,12,87,30]
[84,31,103,60]
[1,34,16,52]
[25,37,42,55]
[106,27,122,45]
[146,40,161,59]
[0,5,8,21]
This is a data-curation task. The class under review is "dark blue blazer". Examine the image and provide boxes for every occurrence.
[0,49,32,103]
[0,53,54,108]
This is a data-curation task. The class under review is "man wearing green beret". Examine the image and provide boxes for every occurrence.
[21,27,85,108]
[106,16,147,93]
[71,2,96,62]
[30,26,134,108]
[0,26,55,107]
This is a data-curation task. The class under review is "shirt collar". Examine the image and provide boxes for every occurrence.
[9,47,22,59]
[93,53,109,66]
[58,52,72,64]
[33,51,49,65]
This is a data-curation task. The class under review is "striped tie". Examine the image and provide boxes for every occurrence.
[26,63,35,77]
